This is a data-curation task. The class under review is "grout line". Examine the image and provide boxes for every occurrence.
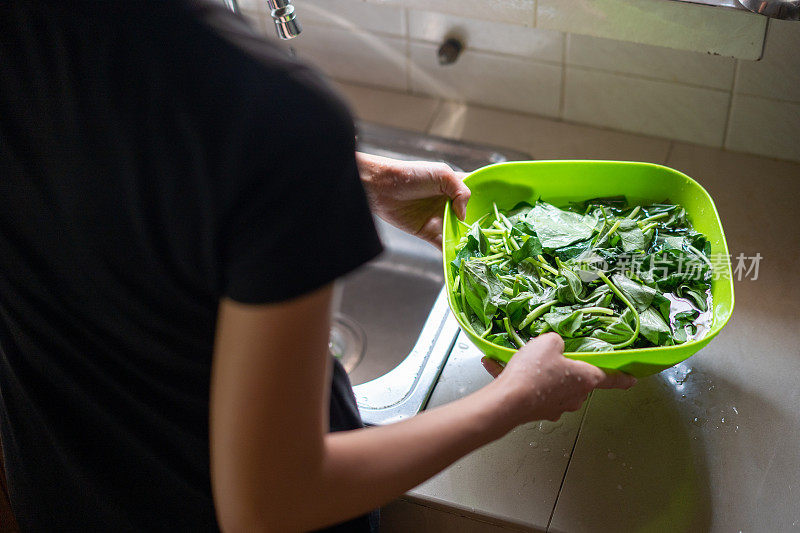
[721,58,740,148]
[566,64,731,94]
[558,35,568,120]
[545,394,592,532]
[423,99,446,134]
[303,19,749,97]
[404,8,412,93]
[664,141,676,165]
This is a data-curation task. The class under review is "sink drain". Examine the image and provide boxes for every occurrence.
[328,313,366,374]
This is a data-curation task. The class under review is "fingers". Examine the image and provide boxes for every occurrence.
[526,332,565,354]
[569,359,636,390]
[594,371,637,390]
[481,356,505,378]
[437,167,471,221]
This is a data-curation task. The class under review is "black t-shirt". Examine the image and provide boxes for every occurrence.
[0,1,382,531]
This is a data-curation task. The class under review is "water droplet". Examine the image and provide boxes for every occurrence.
[732,406,739,415]
[565,370,570,376]
[458,342,469,350]
[536,368,542,375]
[537,419,563,434]
[691,416,708,427]
[529,441,538,448]
[681,394,687,399]
[708,385,716,392]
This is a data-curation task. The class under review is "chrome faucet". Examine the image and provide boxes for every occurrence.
[266,0,302,39]
[222,0,303,39]
[738,0,799,20]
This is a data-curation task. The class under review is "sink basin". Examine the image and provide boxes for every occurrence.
[339,220,443,386]
[340,122,530,425]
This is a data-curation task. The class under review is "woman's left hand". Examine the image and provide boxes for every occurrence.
[356,152,471,249]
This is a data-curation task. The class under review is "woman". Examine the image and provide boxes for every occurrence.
[0,1,634,531]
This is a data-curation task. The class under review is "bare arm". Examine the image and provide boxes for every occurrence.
[210,285,634,532]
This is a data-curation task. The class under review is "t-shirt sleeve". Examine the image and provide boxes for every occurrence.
[219,71,382,304]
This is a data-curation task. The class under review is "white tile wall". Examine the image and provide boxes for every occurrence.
[537,0,766,60]
[726,95,800,162]
[243,1,800,163]
[428,102,672,162]
[409,43,562,118]
[333,81,441,131]
[293,0,406,37]
[363,0,536,27]
[408,11,564,62]
[288,24,408,91]
[563,68,730,146]
[567,34,736,91]
[736,20,800,103]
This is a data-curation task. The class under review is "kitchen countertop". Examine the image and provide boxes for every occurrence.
[336,81,800,532]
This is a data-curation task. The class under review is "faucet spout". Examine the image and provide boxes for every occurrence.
[266,0,302,39]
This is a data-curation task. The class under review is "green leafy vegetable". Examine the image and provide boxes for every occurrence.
[451,198,713,352]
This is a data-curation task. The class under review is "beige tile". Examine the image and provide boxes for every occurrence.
[564,67,730,146]
[289,24,408,91]
[381,499,534,533]
[236,0,265,16]
[567,33,736,91]
[538,0,767,60]
[332,81,440,132]
[429,103,671,163]
[552,143,800,533]
[363,0,536,26]
[725,95,800,163]
[410,334,586,531]
[666,142,800,254]
[410,43,562,118]
[292,0,406,36]
[737,19,800,103]
[408,11,564,62]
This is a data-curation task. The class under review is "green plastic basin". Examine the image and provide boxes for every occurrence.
[442,160,735,377]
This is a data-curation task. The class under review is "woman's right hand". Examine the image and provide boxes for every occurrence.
[482,333,636,424]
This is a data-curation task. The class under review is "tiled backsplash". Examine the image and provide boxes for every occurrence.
[247,0,799,163]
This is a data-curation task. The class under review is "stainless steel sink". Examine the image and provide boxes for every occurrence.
[337,122,530,425]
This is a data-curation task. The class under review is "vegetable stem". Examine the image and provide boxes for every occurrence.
[536,255,559,276]
[595,271,640,349]
[520,299,559,329]
[687,244,713,268]
[503,317,526,349]
[577,306,615,316]
[640,212,668,224]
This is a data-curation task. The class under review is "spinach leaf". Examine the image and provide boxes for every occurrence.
[484,333,517,349]
[543,308,584,338]
[511,235,543,263]
[564,336,614,353]
[554,270,586,304]
[594,317,636,344]
[616,219,648,252]
[526,201,596,249]
[461,261,504,327]
[638,307,673,346]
